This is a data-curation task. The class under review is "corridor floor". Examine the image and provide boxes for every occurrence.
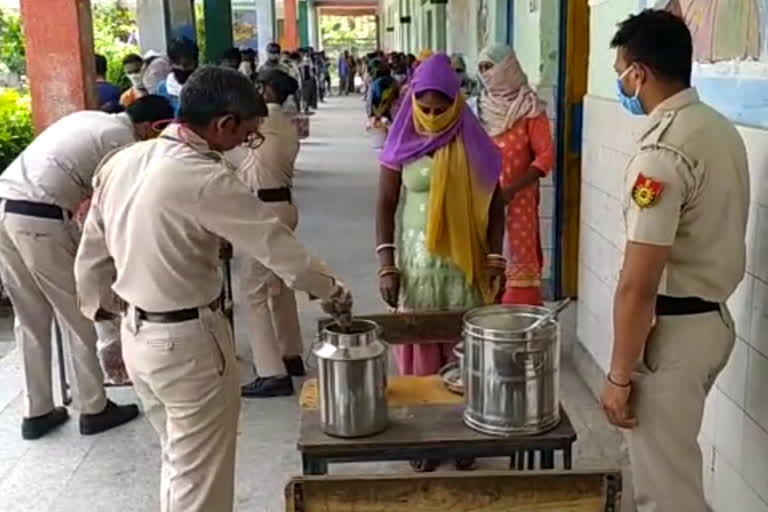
[0,97,631,512]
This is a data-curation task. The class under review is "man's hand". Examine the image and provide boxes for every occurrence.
[94,319,130,385]
[600,377,637,429]
[321,281,354,326]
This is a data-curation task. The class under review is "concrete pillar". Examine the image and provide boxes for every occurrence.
[298,1,309,48]
[204,0,234,62]
[136,0,196,54]
[283,0,298,49]
[20,0,97,131]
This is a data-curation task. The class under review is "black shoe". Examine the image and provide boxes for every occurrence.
[283,356,306,377]
[21,407,69,440]
[79,400,139,436]
[241,376,294,398]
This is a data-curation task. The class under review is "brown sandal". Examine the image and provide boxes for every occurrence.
[409,459,440,472]
[454,458,477,471]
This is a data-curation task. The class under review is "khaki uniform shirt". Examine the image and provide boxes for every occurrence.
[0,111,136,211]
[75,124,336,318]
[623,88,750,302]
[236,103,300,192]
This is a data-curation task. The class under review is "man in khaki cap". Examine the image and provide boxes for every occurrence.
[239,68,305,398]
[0,95,174,440]
[601,10,749,512]
[74,66,352,512]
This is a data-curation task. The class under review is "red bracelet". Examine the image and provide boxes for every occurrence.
[607,373,631,388]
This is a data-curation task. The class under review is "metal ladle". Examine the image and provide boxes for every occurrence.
[522,297,573,337]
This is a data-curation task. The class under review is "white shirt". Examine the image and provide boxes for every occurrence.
[236,103,299,191]
[75,124,336,316]
[0,111,135,211]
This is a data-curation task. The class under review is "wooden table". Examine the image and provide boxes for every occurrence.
[297,376,577,476]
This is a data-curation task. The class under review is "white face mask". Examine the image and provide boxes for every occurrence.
[127,72,143,88]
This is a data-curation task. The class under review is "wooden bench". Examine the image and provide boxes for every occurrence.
[285,471,622,512]
[297,376,577,475]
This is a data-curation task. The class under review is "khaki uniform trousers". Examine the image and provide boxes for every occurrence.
[0,210,106,417]
[627,305,735,512]
[122,305,241,512]
[240,202,303,377]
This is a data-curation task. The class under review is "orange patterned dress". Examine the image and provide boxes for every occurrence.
[495,112,555,306]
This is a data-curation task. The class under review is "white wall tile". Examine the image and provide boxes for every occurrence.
[728,275,755,343]
[540,217,553,250]
[700,389,718,444]
[714,389,746,471]
[539,185,555,218]
[716,338,749,408]
[742,415,768,504]
[746,347,768,433]
[741,124,768,208]
[752,206,768,284]
[749,277,768,358]
[747,204,759,275]
[713,454,768,512]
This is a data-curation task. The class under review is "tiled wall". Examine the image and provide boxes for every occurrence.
[578,94,768,512]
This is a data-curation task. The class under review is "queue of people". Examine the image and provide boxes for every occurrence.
[371,8,749,512]
[0,7,750,511]
[1,35,355,511]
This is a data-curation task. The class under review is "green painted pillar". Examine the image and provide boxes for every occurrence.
[298,1,309,48]
[204,0,234,63]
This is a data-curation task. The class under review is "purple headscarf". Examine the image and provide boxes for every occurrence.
[379,54,502,188]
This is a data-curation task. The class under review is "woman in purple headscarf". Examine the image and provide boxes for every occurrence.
[375,54,506,472]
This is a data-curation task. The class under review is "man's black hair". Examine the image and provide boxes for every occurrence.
[242,48,257,59]
[610,9,692,87]
[122,53,143,67]
[267,42,281,54]
[125,95,175,123]
[178,66,267,126]
[94,54,108,77]
[168,37,200,65]
[258,69,299,104]
[222,47,243,65]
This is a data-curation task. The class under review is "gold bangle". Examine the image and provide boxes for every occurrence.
[378,266,400,278]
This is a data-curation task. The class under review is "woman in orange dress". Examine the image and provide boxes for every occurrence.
[477,45,555,305]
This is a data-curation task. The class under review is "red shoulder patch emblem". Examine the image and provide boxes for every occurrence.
[632,173,664,208]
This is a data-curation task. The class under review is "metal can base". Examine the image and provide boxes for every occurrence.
[463,411,561,437]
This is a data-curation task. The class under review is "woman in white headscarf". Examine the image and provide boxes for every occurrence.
[477,44,555,306]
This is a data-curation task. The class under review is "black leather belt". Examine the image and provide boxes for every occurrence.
[3,199,66,219]
[257,187,291,203]
[137,307,199,323]
[655,295,719,316]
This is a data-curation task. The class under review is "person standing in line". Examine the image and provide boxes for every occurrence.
[338,50,350,95]
[74,67,352,512]
[299,49,318,113]
[239,69,305,398]
[140,50,172,95]
[600,10,749,512]
[376,55,505,472]
[220,47,243,70]
[119,53,146,109]
[0,95,174,440]
[239,48,259,81]
[476,44,555,306]
[260,43,283,73]
[95,54,122,113]
[157,38,200,115]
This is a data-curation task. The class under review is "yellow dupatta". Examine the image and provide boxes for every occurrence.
[412,94,493,302]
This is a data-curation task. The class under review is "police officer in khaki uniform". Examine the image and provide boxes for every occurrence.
[0,95,174,440]
[239,69,305,398]
[74,67,352,512]
[601,11,749,512]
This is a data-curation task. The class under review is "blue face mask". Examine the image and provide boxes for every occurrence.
[616,66,645,116]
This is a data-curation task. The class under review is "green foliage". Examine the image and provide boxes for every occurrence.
[320,15,377,53]
[92,1,140,89]
[0,88,33,171]
[0,9,26,76]
[195,1,207,64]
